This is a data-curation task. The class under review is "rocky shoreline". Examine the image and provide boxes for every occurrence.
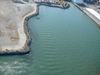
[0,0,99,55]
[35,1,70,9]
[0,0,70,55]
[0,0,39,55]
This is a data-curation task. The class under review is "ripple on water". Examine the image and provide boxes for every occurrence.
[4,4,99,75]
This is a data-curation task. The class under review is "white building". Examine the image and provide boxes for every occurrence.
[73,0,83,4]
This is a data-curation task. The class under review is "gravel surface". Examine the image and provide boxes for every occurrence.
[0,0,36,52]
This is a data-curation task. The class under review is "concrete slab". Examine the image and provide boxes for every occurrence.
[86,8,100,20]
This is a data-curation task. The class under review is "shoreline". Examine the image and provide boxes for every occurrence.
[72,2,100,27]
[0,1,70,55]
[1,1,99,55]
[0,0,69,55]
[0,2,39,55]
[83,8,100,27]
[35,1,70,9]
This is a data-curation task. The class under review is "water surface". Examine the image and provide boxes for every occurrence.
[0,3,100,75]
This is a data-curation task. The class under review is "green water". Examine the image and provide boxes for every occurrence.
[0,3,100,75]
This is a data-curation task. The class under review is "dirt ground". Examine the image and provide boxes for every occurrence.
[0,0,35,52]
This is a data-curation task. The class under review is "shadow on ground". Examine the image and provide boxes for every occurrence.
[77,3,86,7]
[84,1,95,4]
